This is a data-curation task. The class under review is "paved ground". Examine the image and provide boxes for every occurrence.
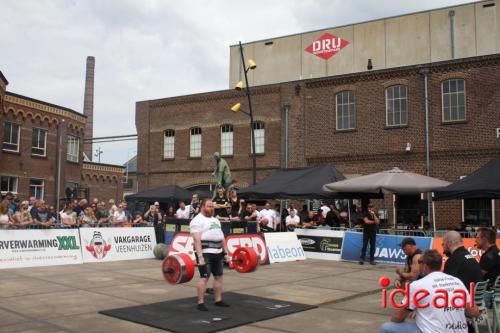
[0,259,491,333]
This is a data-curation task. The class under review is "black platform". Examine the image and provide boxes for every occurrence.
[100,292,316,333]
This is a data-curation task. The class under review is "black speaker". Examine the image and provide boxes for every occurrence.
[418,199,428,216]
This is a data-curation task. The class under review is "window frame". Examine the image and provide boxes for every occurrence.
[335,91,356,130]
[189,127,202,158]
[29,178,45,200]
[251,121,265,154]
[3,122,21,152]
[67,135,80,163]
[0,175,18,194]
[220,124,234,156]
[32,127,48,157]
[163,129,175,159]
[441,78,466,123]
[385,85,408,127]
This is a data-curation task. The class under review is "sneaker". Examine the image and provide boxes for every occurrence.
[214,300,230,307]
[359,260,364,265]
[205,288,214,294]
[369,261,376,265]
[197,303,208,311]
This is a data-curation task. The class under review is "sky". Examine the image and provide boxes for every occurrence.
[1,0,477,165]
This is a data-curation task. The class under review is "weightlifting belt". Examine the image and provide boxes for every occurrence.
[201,241,222,249]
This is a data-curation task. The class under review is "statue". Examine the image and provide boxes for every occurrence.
[212,152,232,198]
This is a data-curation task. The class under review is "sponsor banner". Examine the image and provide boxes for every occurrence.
[340,231,433,265]
[264,232,306,263]
[295,229,344,261]
[304,33,349,60]
[0,229,82,269]
[167,233,269,265]
[432,237,500,264]
[80,227,156,263]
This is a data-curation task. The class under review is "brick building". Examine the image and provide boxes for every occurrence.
[0,70,124,206]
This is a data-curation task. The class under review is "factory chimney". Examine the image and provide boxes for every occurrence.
[83,56,95,161]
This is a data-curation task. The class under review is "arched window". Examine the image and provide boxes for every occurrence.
[190,127,202,158]
[442,79,465,122]
[251,121,265,154]
[163,129,175,159]
[220,124,233,156]
[386,85,408,126]
[335,91,355,130]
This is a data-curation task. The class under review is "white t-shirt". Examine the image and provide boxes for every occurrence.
[113,211,127,223]
[320,205,331,218]
[189,213,225,254]
[176,207,190,219]
[404,271,469,333]
[259,209,275,228]
[285,215,300,226]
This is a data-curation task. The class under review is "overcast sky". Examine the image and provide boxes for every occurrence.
[1,0,476,165]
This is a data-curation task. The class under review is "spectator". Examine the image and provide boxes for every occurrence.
[189,194,200,218]
[394,238,423,289]
[442,230,483,288]
[60,205,77,227]
[288,204,298,215]
[73,199,88,218]
[90,202,97,213]
[91,197,99,207]
[175,201,190,219]
[144,204,162,226]
[302,211,317,229]
[134,212,148,225]
[228,189,239,218]
[241,203,258,222]
[154,201,164,215]
[324,203,340,228]
[350,204,364,228]
[285,209,300,231]
[112,204,128,226]
[422,221,432,236]
[298,204,308,222]
[319,203,331,219]
[9,197,20,216]
[80,207,97,227]
[0,200,12,229]
[475,227,500,286]
[32,200,55,228]
[27,196,37,212]
[280,208,289,230]
[121,202,133,221]
[12,200,33,228]
[165,205,175,218]
[273,204,282,231]
[258,202,276,232]
[214,187,229,217]
[95,202,108,224]
[238,199,246,217]
[380,250,479,333]
[359,203,379,265]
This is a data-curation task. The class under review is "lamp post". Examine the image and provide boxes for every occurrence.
[231,41,257,185]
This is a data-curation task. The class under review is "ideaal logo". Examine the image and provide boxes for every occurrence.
[85,231,111,259]
[305,33,349,60]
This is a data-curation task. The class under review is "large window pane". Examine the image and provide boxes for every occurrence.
[190,127,202,158]
[163,129,175,159]
[336,91,356,130]
[29,179,44,200]
[0,176,18,193]
[3,122,20,152]
[32,128,47,156]
[221,124,233,156]
[386,85,408,126]
[251,122,265,154]
[442,79,466,122]
[67,135,79,162]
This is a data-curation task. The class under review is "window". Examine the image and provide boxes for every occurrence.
[3,122,20,152]
[29,179,44,200]
[251,121,265,154]
[386,85,408,126]
[220,124,234,156]
[163,129,175,159]
[123,178,133,190]
[32,128,47,156]
[67,135,79,162]
[190,127,202,158]
[442,79,466,122]
[0,176,18,193]
[336,91,356,130]
[464,199,492,226]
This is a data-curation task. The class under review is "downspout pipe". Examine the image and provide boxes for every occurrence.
[419,68,433,229]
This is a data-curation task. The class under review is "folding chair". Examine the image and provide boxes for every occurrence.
[473,280,493,333]
[492,276,500,333]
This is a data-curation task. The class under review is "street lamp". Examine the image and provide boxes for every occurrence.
[231,41,257,184]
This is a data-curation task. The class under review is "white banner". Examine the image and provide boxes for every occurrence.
[295,229,344,261]
[0,229,83,269]
[79,227,156,263]
[263,232,306,263]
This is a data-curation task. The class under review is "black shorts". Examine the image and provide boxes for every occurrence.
[196,252,224,278]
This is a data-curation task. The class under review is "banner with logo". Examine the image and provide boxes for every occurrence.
[432,237,500,264]
[264,232,306,263]
[295,229,344,261]
[0,229,83,269]
[79,227,156,263]
[167,233,269,265]
[340,231,433,265]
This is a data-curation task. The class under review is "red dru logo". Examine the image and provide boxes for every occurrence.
[305,33,349,60]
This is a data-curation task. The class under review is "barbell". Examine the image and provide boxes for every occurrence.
[162,247,259,285]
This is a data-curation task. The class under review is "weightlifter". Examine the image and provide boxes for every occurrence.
[190,198,230,311]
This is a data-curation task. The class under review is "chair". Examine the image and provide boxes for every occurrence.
[473,280,492,333]
[492,276,500,333]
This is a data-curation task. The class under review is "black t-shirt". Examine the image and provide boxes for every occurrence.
[214,196,228,217]
[362,211,376,233]
[444,246,484,287]
[95,210,106,220]
[479,245,500,285]
[240,210,255,222]
[325,210,340,227]
[229,198,239,217]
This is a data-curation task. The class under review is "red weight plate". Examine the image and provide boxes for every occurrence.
[232,247,259,273]
[177,253,195,283]
[162,255,182,285]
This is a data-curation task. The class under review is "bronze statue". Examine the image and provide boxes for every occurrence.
[212,152,232,197]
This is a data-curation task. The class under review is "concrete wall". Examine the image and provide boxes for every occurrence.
[229,0,500,87]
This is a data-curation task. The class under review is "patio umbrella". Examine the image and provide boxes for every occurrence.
[322,167,450,195]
